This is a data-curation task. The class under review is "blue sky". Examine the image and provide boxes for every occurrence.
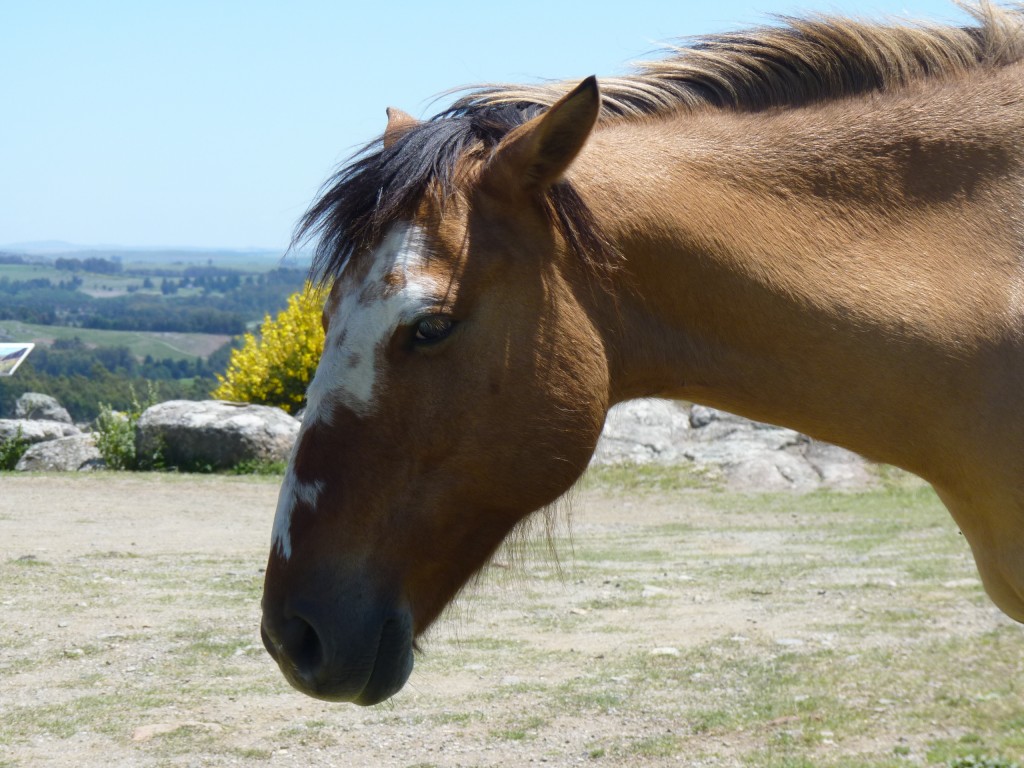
[1,1,973,251]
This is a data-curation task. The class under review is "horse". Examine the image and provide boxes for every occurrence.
[260,3,1024,705]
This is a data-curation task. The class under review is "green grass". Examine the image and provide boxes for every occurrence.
[491,714,547,741]
[582,460,722,492]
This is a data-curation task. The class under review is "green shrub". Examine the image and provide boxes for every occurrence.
[0,426,30,470]
[94,383,160,470]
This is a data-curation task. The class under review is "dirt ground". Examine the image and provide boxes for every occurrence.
[1,473,1021,767]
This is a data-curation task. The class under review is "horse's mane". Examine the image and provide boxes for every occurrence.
[449,2,1024,118]
[298,2,1024,283]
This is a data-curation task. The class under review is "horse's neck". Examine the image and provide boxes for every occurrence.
[573,94,1024,482]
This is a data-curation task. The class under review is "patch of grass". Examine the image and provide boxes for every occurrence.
[934,748,1023,768]
[82,550,141,560]
[10,554,49,567]
[491,714,547,741]
[459,636,525,652]
[690,708,733,734]
[228,458,287,475]
[493,726,529,741]
[744,756,819,768]
[172,627,258,661]
[430,711,477,726]
[145,722,225,756]
[573,544,671,564]
[230,747,274,760]
[274,720,338,749]
[625,733,683,757]
[554,677,628,714]
[582,461,721,492]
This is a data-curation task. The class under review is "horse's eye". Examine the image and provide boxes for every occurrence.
[413,315,455,344]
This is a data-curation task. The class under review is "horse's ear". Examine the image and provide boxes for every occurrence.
[384,107,419,149]
[482,76,600,197]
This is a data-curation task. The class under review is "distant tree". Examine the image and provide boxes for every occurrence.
[55,257,83,271]
[51,337,87,351]
[82,257,122,274]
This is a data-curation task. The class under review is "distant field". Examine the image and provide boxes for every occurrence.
[0,249,306,275]
[121,256,304,273]
[0,320,230,360]
[1,261,254,298]
[0,262,67,282]
[0,250,309,293]
[0,262,177,300]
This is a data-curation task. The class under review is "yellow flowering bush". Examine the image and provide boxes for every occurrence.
[212,283,325,414]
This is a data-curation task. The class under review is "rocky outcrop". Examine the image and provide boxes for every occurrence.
[135,400,299,471]
[14,392,73,424]
[2,392,875,490]
[15,433,103,472]
[0,418,80,444]
[592,399,876,491]
[593,399,691,466]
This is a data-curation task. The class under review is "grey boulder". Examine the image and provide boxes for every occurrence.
[14,392,73,424]
[16,433,103,472]
[135,400,300,470]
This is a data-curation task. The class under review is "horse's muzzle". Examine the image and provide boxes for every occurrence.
[260,593,414,705]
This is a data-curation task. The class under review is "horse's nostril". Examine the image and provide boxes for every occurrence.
[279,614,324,675]
[263,608,325,677]
[262,596,415,703]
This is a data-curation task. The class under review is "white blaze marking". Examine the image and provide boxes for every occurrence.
[270,222,439,561]
[271,469,324,560]
[304,222,439,420]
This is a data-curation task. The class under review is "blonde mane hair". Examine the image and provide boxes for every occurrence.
[448,2,1024,118]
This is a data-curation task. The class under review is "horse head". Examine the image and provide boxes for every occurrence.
[260,78,610,704]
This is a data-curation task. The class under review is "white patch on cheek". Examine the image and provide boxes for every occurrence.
[271,469,299,560]
[271,465,325,561]
[304,222,442,420]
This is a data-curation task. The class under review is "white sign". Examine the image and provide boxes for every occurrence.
[0,343,35,376]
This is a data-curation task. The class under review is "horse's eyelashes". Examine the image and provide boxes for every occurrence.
[413,315,456,344]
